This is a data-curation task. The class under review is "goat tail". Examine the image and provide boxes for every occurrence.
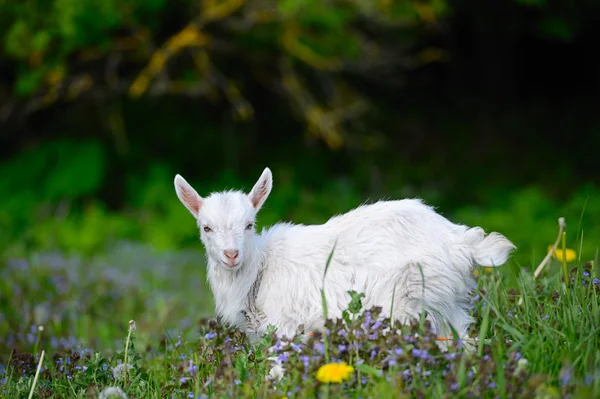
[462,227,516,267]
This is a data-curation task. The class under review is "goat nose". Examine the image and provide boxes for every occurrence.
[224,249,239,260]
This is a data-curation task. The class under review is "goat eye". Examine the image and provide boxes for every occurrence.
[203,226,212,233]
[246,223,253,230]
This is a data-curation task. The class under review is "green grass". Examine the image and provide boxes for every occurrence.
[1,229,599,398]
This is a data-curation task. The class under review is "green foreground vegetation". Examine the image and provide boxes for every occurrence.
[1,199,599,398]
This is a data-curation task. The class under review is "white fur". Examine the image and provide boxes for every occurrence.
[174,168,516,341]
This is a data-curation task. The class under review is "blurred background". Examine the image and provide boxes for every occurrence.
[1,0,599,359]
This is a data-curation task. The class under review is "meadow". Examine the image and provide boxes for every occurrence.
[1,190,599,398]
[2,0,600,397]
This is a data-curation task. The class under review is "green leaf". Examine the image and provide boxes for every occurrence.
[354,363,382,377]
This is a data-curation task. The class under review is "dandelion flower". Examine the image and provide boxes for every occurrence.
[548,246,577,263]
[99,386,128,399]
[316,362,354,383]
[111,363,134,380]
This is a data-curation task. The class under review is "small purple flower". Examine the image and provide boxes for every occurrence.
[372,321,382,330]
[204,332,216,340]
[544,314,549,320]
[583,271,590,277]
[300,355,310,369]
[234,379,241,386]
[337,329,348,337]
[488,381,496,389]
[388,359,397,367]
[508,311,513,318]
[277,352,289,363]
[338,344,347,352]
[180,377,191,384]
[269,340,284,352]
[361,376,368,385]
[188,393,194,398]
[290,343,303,352]
[412,348,428,359]
[394,348,403,356]
[314,343,324,355]
[445,353,457,360]
[451,383,459,391]
[370,349,378,360]
[368,333,378,340]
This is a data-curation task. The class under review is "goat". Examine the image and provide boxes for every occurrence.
[174,167,515,343]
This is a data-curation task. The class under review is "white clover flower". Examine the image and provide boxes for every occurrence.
[98,386,128,399]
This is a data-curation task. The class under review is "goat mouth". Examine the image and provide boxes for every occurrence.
[222,261,239,269]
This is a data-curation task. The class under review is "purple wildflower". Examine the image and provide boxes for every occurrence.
[290,343,303,352]
[300,355,310,369]
[593,278,599,285]
[277,352,289,363]
[583,271,590,277]
[394,348,403,356]
[314,342,325,354]
[445,353,457,360]
[412,348,428,359]
[204,332,216,340]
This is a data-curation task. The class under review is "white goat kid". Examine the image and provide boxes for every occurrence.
[174,168,515,343]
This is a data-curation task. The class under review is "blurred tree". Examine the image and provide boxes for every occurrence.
[0,0,450,149]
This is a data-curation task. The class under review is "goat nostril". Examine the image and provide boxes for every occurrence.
[224,249,239,260]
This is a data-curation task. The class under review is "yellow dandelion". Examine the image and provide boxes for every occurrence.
[316,362,354,383]
[548,246,577,263]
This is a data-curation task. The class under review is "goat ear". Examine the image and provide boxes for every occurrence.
[174,174,203,217]
[248,167,272,210]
